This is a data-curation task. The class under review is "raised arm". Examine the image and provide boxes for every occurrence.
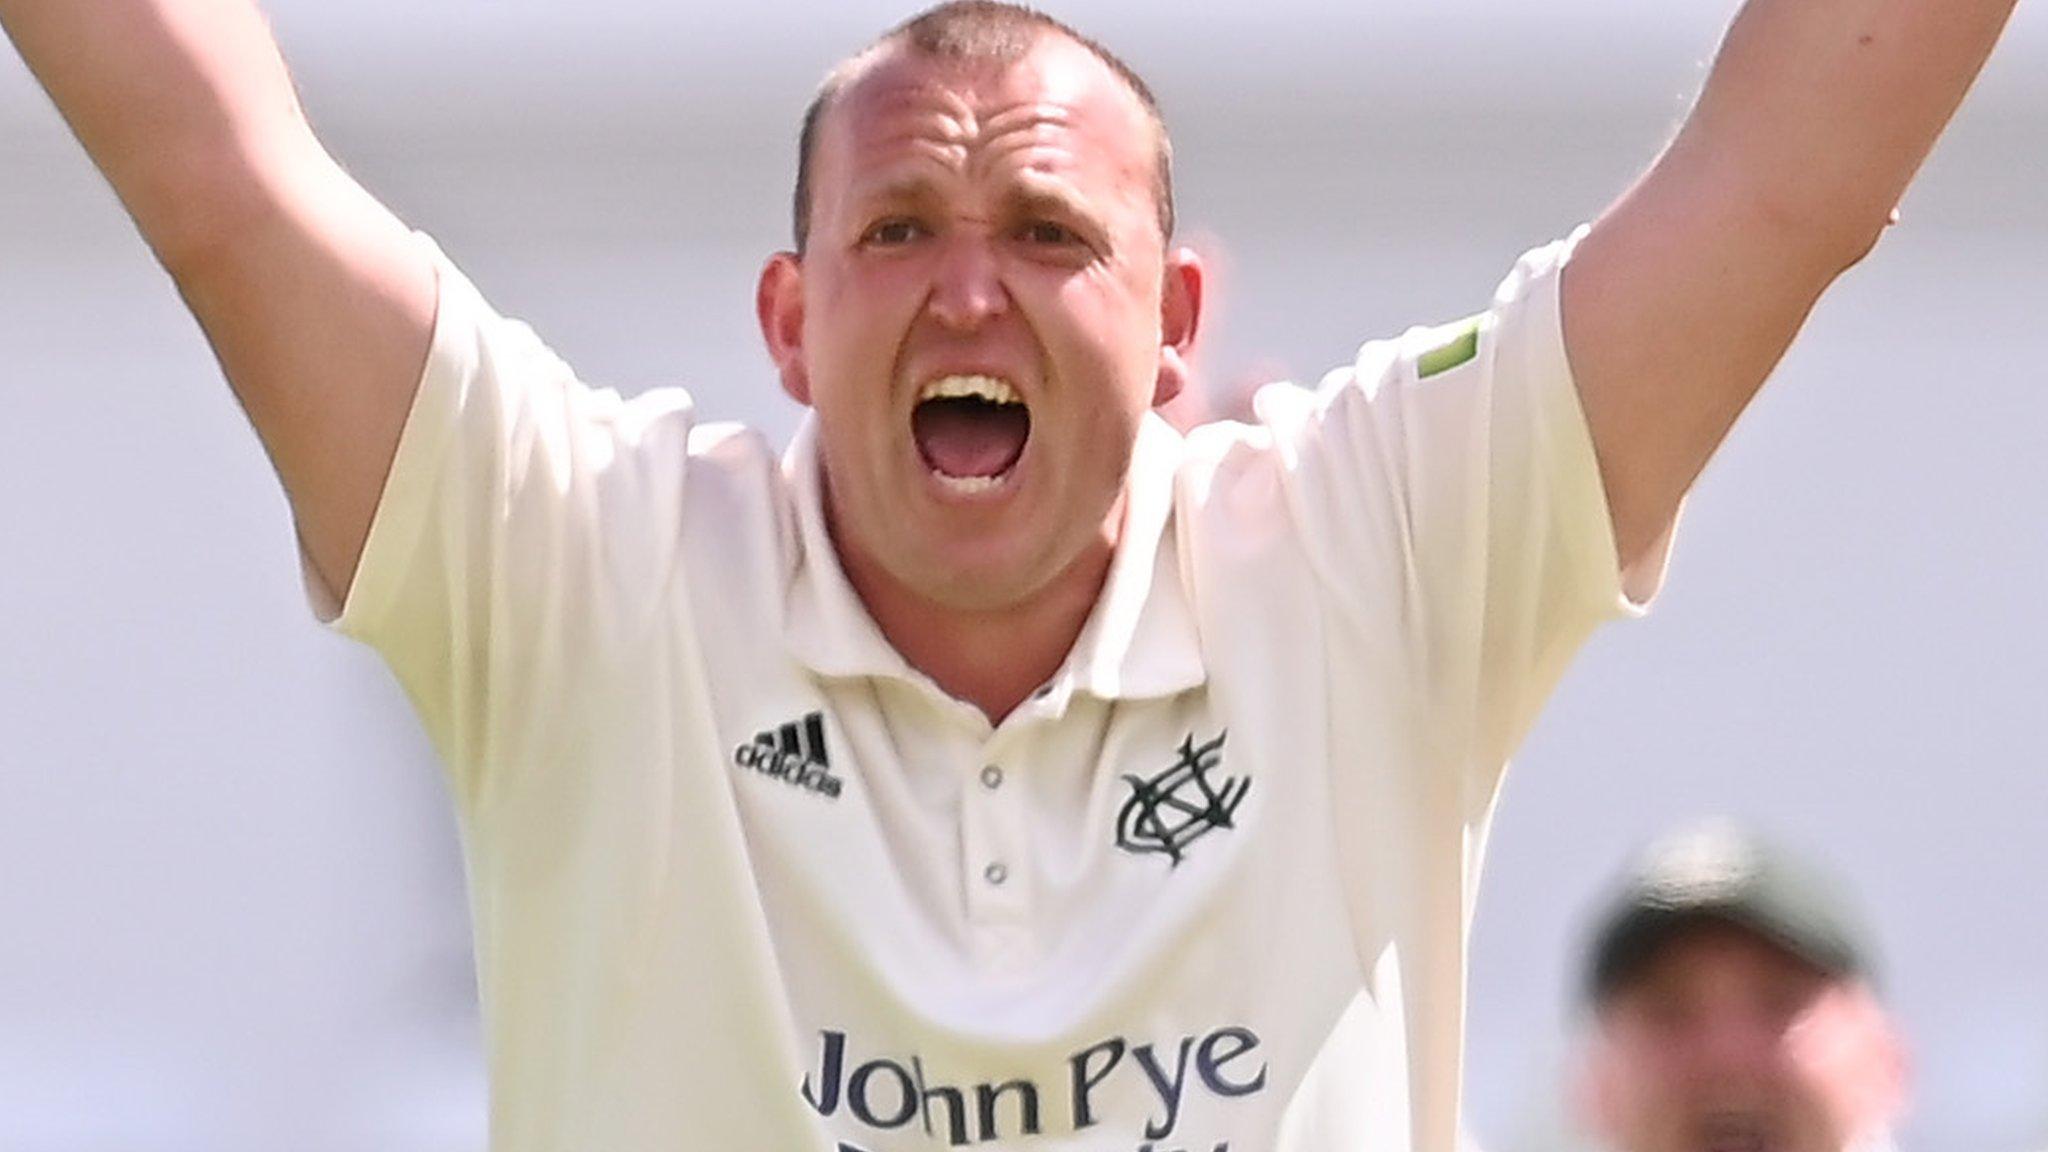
[0,0,436,601]
[1563,0,2021,568]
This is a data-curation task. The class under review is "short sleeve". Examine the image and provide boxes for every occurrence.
[307,235,700,802]
[1254,228,1671,800]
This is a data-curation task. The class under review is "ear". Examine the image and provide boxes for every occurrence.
[1152,246,1205,408]
[757,251,811,406]
[1840,984,1914,1132]
[1871,1016,1912,1127]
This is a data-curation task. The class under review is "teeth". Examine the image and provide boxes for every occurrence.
[919,374,1021,405]
[934,473,1004,495]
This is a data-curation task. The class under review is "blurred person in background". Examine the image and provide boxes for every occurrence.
[1575,821,1909,1152]
[0,0,2018,1149]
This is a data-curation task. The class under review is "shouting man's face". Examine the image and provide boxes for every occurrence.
[758,32,1201,616]
[1581,925,1908,1152]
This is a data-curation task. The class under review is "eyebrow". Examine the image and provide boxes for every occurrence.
[1004,180,1097,225]
[844,171,1111,239]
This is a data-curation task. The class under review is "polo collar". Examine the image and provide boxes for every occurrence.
[781,412,1206,704]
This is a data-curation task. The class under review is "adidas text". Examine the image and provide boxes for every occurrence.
[733,713,844,800]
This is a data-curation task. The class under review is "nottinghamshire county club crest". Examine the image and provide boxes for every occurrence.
[1115,731,1250,867]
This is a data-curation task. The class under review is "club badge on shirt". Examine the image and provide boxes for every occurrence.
[1115,731,1248,867]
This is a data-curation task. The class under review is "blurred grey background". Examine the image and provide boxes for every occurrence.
[2,1,2044,1148]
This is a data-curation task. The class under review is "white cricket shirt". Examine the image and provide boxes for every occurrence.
[320,228,1662,1152]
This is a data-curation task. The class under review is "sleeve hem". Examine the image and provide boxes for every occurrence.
[303,233,472,638]
[1543,224,1674,621]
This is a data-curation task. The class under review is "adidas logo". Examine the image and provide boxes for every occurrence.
[732,711,844,800]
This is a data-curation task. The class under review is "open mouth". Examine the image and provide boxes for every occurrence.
[911,374,1031,493]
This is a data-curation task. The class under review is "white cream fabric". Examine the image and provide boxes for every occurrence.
[321,227,1658,1152]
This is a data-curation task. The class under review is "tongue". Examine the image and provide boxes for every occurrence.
[913,398,1029,479]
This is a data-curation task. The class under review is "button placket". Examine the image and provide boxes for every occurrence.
[959,754,995,921]
[965,739,1030,926]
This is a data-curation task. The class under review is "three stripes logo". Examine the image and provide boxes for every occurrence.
[733,712,844,800]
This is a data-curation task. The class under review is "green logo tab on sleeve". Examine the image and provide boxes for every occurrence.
[1417,318,1482,379]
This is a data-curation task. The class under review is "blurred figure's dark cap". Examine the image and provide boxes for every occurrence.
[1584,821,1877,1002]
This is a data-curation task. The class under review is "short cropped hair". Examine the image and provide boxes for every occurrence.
[791,1,1176,252]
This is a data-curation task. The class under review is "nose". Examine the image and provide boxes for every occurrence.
[1689,1009,1782,1081]
[925,235,1009,331]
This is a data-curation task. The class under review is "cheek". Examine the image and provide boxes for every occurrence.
[803,269,929,442]
[1599,1035,1695,1118]
[807,259,927,364]
[1040,268,1163,401]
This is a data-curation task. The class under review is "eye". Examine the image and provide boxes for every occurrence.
[862,218,927,247]
[1018,219,1079,247]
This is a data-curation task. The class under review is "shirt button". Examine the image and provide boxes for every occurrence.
[980,764,1005,790]
[983,862,1009,886]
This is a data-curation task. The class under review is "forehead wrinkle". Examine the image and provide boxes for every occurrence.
[964,130,1070,195]
[988,93,1155,212]
[978,99,1075,137]
[849,50,1113,155]
[867,104,972,152]
[831,82,974,166]
[964,116,1132,216]
[833,119,971,213]
[847,123,1101,220]
[896,98,1074,176]
[826,44,1160,236]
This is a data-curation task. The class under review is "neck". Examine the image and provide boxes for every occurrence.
[844,542,1111,724]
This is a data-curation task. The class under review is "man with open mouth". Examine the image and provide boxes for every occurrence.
[0,0,2020,1148]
